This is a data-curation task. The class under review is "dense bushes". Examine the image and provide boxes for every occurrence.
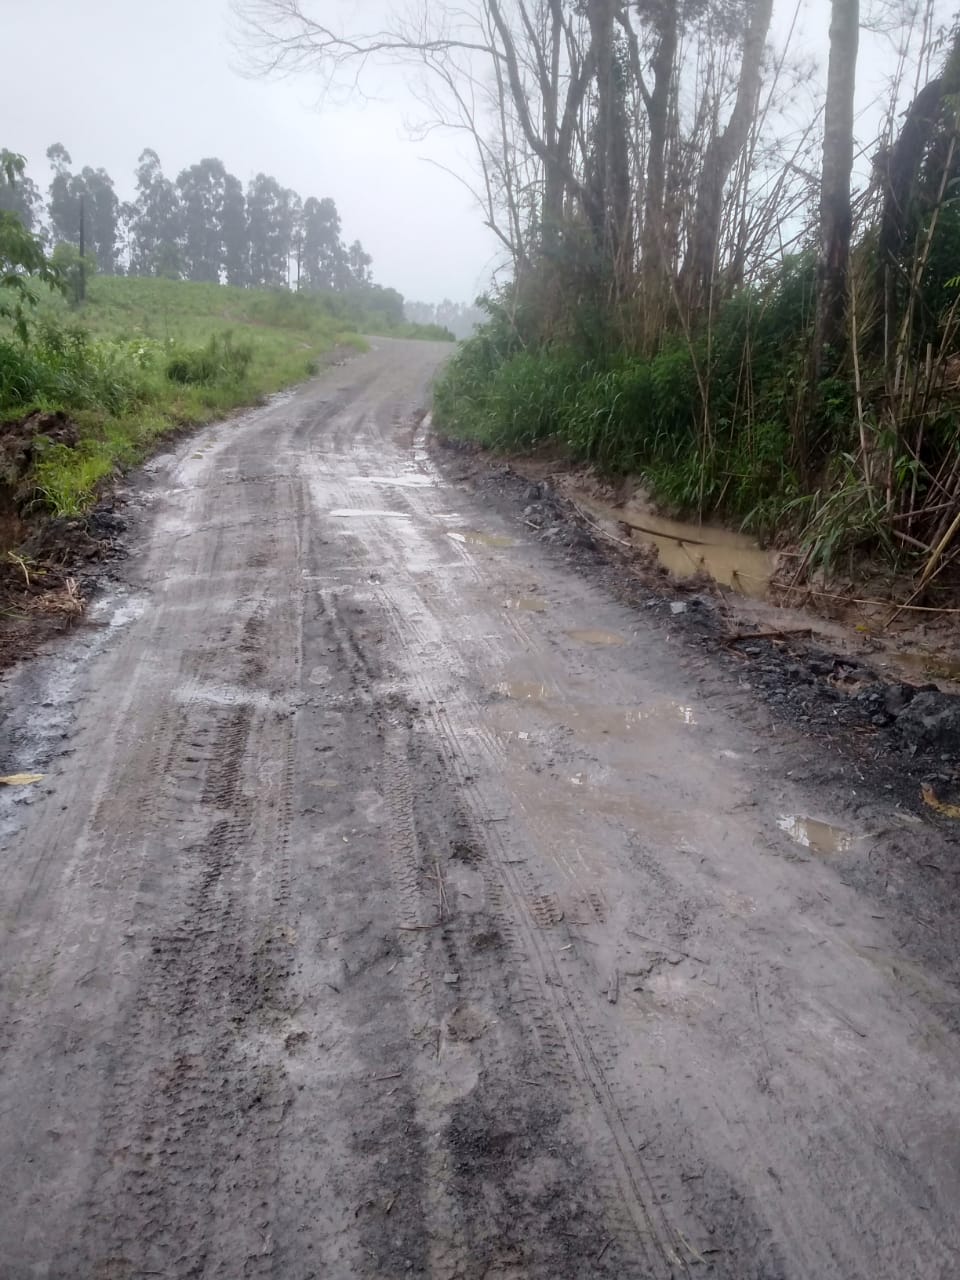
[434,262,823,537]
[165,332,254,385]
[0,324,149,416]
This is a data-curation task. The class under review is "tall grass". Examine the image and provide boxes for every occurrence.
[434,263,818,539]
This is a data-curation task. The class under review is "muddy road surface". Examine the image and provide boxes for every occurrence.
[2,339,959,1279]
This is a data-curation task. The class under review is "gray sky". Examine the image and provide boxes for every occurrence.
[1,0,501,305]
[1,0,945,304]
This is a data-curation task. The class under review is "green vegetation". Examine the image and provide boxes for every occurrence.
[1,272,450,519]
[436,182,960,578]
[434,263,819,540]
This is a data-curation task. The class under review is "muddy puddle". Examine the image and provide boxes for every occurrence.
[492,685,699,733]
[361,473,436,489]
[503,597,548,613]
[565,628,626,646]
[886,650,960,684]
[329,508,413,519]
[574,493,773,598]
[494,681,553,702]
[558,700,699,732]
[777,815,863,855]
[449,530,515,548]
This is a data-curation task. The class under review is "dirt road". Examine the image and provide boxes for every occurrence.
[2,339,959,1279]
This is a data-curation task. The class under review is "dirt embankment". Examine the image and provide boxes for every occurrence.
[0,412,126,669]
[429,436,960,818]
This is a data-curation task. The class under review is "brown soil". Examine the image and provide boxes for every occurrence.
[0,411,119,668]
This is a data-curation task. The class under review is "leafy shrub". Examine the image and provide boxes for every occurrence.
[32,441,114,516]
[433,258,825,533]
[0,322,149,416]
[165,331,254,385]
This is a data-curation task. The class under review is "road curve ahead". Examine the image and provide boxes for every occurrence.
[2,338,959,1279]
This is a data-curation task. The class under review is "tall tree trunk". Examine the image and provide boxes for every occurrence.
[877,33,960,366]
[486,0,592,261]
[631,0,678,342]
[539,0,564,253]
[681,0,774,315]
[586,0,632,293]
[811,0,859,398]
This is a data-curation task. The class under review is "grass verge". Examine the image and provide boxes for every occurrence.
[2,276,448,520]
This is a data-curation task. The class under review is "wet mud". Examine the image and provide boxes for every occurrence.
[2,342,960,1279]
[572,489,774,598]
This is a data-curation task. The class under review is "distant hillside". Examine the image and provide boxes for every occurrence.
[40,275,454,346]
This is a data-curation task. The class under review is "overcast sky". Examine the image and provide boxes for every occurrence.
[1,0,945,305]
[2,0,502,305]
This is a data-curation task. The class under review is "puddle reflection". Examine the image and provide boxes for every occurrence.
[329,508,412,519]
[495,681,552,701]
[565,701,698,731]
[575,494,773,598]
[777,815,860,855]
[361,473,436,489]
[504,597,548,613]
[566,629,625,646]
[492,686,699,732]
[893,651,960,683]
[449,530,515,548]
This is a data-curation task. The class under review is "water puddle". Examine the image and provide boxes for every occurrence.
[329,508,412,519]
[108,598,147,630]
[492,690,698,733]
[503,597,547,613]
[575,494,773,598]
[565,628,625,647]
[494,681,552,702]
[361,473,436,489]
[448,530,515,548]
[777,815,862,855]
[566,701,697,730]
[88,592,148,631]
[654,702,698,726]
[892,651,960,683]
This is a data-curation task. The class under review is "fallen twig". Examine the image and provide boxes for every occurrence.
[625,929,707,964]
[569,501,633,548]
[724,628,813,643]
[435,859,448,921]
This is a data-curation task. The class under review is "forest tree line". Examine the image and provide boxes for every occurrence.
[0,144,374,293]
[403,299,485,340]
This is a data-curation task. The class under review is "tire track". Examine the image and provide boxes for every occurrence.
[370,533,692,1276]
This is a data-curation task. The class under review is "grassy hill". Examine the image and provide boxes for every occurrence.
[1,276,450,519]
[56,275,451,347]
